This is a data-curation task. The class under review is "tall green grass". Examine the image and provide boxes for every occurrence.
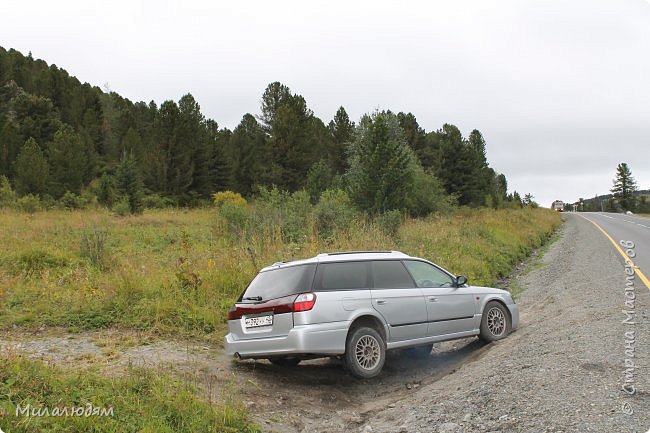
[0,354,259,433]
[0,206,560,340]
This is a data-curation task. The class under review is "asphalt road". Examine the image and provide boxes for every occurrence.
[576,212,650,290]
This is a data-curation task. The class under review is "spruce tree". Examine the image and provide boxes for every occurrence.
[346,111,415,214]
[328,107,354,174]
[116,151,144,214]
[15,137,48,195]
[48,125,86,197]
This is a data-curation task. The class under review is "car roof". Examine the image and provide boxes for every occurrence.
[259,251,413,272]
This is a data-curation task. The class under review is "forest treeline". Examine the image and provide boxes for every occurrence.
[0,46,526,213]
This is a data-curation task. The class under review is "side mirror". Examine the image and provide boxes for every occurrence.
[455,275,468,287]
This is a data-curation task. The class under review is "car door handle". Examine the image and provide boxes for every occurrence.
[376,299,386,305]
[428,297,439,302]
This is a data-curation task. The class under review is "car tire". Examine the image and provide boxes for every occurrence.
[401,344,433,358]
[268,357,301,366]
[345,326,385,379]
[479,301,511,342]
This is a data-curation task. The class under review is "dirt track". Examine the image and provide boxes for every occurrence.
[2,214,649,432]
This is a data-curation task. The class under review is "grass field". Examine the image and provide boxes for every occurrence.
[0,206,561,339]
[0,206,560,432]
[0,353,259,433]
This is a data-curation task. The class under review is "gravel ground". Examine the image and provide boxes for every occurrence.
[355,213,649,433]
[1,214,648,432]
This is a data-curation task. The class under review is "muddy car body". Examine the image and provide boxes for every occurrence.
[225,251,519,378]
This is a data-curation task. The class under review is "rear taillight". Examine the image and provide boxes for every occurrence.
[293,293,316,312]
[227,306,239,321]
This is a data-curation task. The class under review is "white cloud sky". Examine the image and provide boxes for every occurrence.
[1,0,649,207]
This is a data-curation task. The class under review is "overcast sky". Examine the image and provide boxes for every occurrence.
[1,0,649,207]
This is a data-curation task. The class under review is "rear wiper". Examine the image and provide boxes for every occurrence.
[243,296,263,301]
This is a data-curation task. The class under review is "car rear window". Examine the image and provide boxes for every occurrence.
[239,264,316,301]
[371,260,415,289]
[314,261,369,291]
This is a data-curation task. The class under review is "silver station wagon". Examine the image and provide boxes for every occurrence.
[225,251,519,378]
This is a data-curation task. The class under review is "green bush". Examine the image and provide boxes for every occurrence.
[406,166,453,217]
[253,187,313,242]
[0,175,16,206]
[376,209,403,238]
[40,194,57,210]
[16,194,41,213]
[306,160,333,203]
[60,191,86,210]
[142,194,175,209]
[314,189,355,240]
[219,202,250,238]
[283,190,312,243]
[112,196,131,216]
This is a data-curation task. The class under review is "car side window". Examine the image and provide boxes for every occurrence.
[371,260,415,289]
[314,262,369,291]
[403,260,454,288]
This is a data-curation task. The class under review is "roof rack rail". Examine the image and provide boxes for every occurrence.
[318,250,405,256]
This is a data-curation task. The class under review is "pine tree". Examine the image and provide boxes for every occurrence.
[328,107,354,174]
[346,111,415,214]
[48,125,87,197]
[259,82,292,129]
[397,112,428,167]
[15,137,48,195]
[611,162,637,211]
[263,86,319,190]
[228,114,265,195]
[0,120,22,178]
[204,119,231,194]
[116,151,144,214]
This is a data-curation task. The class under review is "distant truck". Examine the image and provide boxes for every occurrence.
[551,200,564,212]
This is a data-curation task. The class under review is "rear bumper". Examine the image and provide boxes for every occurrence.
[507,303,520,330]
[224,321,349,358]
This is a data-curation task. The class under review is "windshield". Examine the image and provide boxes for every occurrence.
[239,264,316,302]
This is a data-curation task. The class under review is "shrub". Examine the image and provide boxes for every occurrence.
[96,173,116,207]
[406,166,453,217]
[112,196,131,216]
[16,194,41,213]
[283,190,312,243]
[219,202,250,238]
[0,175,16,206]
[60,191,86,210]
[213,191,247,208]
[40,194,58,210]
[376,209,403,238]
[306,160,333,203]
[314,189,355,240]
[251,187,313,243]
[142,194,175,209]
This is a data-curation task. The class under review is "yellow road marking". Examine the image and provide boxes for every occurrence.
[578,214,650,290]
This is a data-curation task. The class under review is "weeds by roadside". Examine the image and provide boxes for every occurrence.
[0,354,259,433]
[0,207,561,340]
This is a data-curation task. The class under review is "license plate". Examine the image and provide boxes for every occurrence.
[243,315,273,328]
